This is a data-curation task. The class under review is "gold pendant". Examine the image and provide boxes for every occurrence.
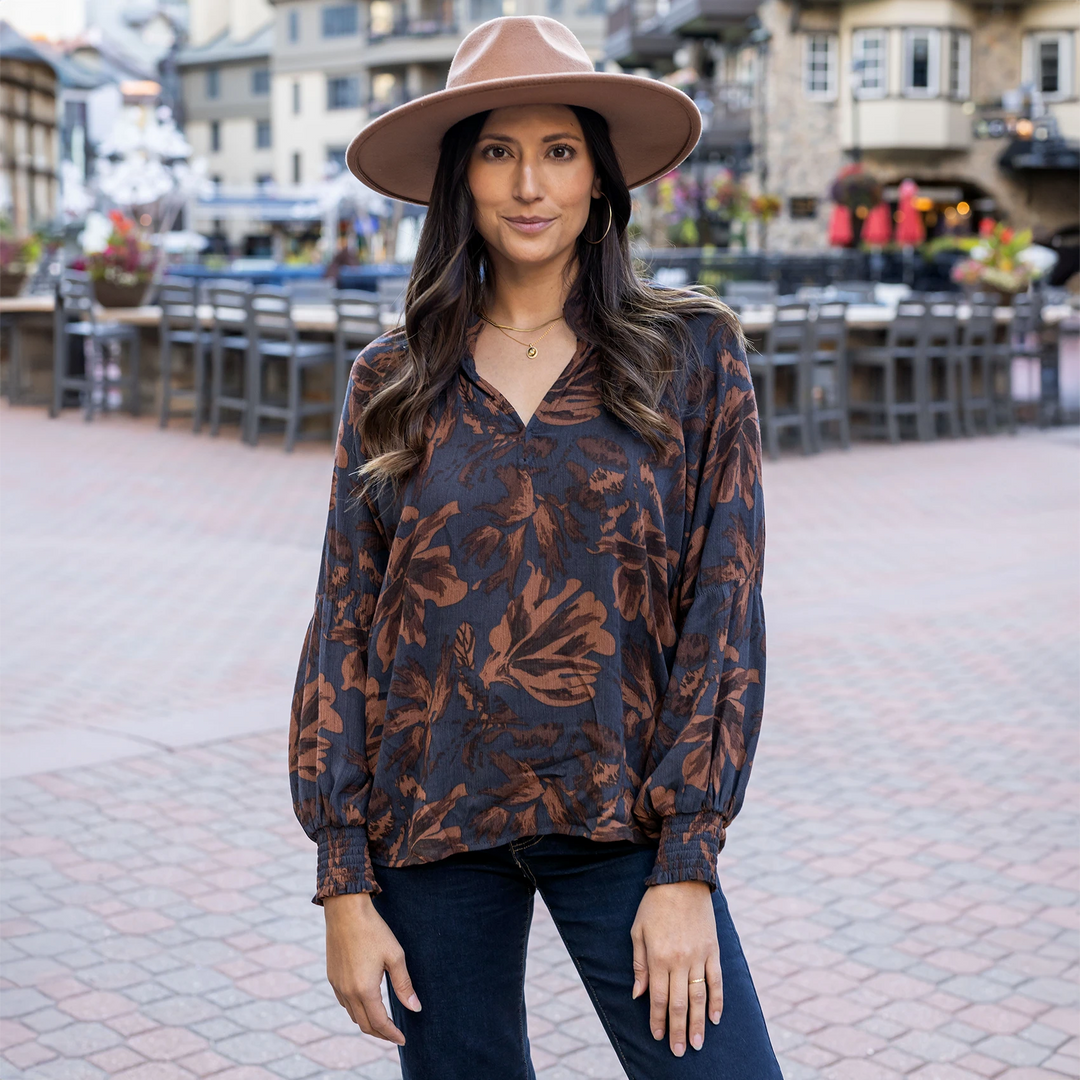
[527,346,537,358]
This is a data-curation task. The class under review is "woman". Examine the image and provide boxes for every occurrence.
[289,16,781,1079]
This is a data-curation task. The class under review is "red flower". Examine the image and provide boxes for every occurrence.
[979,217,997,237]
[999,227,1014,244]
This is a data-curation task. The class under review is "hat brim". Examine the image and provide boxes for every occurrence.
[346,71,701,206]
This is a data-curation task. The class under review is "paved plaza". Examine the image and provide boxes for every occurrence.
[1,401,1078,1080]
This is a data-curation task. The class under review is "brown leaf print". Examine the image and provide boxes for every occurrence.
[591,503,675,647]
[373,502,468,669]
[480,562,616,707]
[293,672,344,783]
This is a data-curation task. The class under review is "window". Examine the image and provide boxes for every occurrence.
[256,120,271,149]
[903,28,941,97]
[576,0,605,13]
[256,174,273,189]
[469,0,507,19]
[546,0,564,13]
[327,75,361,109]
[326,145,348,175]
[851,28,887,99]
[292,80,301,114]
[1023,31,1074,100]
[206,66,220,99]
[804,33,837,101]
[948,30,971,99]
[252,67,270,95]
[322,4,358,36]
[210,119,221,152]
[288,9,300,41]
[292,152,302,184]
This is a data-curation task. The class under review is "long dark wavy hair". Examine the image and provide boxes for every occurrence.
[355,104,742,502]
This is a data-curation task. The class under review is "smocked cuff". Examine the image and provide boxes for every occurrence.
[314,826,382,904]
[643,811,726,891]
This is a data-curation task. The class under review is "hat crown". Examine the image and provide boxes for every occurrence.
[446,16,595,90]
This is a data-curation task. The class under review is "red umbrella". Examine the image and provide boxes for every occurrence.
[895,178,925,246]
[828,203,854,247]
[862,202,893,246]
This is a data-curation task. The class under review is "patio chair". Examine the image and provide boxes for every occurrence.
[1003,293,1045,430]
[921,299,962,440]
[806,300,850,451]
[955,298,996,435]
[247,285,338,451]
[287,279,334,305]
[50,270,142,421]
[332,289,382,422]
[158,276,211,431]
[208,280,254,440]
[848,299,928,443]
[747,300,813,460]
[376,276,409,324]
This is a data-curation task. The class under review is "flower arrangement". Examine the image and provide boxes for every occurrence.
[0,235,41,275]
[829,164,883,211]
[749,194,782,223]
[74,210,158,288]
[949,218,1049,295]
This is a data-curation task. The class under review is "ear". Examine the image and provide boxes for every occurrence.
[592,176,603,200]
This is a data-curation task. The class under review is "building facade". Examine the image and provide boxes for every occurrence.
[268,0,607,186]
[606,0,1080,250]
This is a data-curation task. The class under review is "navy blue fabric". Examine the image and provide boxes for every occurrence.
[370,832,784,1080]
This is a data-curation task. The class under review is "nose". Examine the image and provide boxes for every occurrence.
[512,153,543,205]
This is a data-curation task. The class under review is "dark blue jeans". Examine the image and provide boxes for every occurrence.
[369,833,783,1080]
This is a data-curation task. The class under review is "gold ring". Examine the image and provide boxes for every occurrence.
[688,977,706,984]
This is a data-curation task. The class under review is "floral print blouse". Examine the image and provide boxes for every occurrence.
[289,300,766,902]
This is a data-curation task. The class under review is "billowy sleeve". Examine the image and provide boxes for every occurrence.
[634,317,766,891]
[289,357,389,903]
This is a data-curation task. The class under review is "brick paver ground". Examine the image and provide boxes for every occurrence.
[1,401,1078,1080]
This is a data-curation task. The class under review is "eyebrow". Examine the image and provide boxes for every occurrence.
[478,131,583,143]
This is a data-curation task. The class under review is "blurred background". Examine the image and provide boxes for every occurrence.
[0,2,1077,1079]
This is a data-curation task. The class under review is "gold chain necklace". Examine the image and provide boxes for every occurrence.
[478,312,564,358]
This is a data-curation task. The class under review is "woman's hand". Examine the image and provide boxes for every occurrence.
[323,892,423,1046]
[630,880,724,1056]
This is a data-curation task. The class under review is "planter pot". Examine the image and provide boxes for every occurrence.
[93,279,150,308]
[0,271,26,297]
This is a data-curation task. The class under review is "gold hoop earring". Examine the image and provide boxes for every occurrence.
[585,193,613,245]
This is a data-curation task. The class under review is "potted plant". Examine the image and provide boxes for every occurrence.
[75,210,158,307]
[949,218,1055,301]
[0,225,41,297]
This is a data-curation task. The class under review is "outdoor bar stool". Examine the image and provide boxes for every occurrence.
[847,299,928,443]
[247,285,338,452]
[955,298,996,435]
[331,289,382,422]
[806,300,850,451]
[920,299,962,440]
[158,276,211,431]
[50,270,142,421]
[747,299,814,460]
[208,280,254,440]
[1002,292,1045,430]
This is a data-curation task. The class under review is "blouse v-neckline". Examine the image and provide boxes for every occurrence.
[461,311,592,435]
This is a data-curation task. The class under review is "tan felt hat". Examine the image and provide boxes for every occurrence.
[346,15,702,206]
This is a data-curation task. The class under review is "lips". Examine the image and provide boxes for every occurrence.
[505,216,554,233]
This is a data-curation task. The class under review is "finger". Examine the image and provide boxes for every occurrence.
[630,927,649,1000]
[359,987,406,1046]
[706,947,724,1025]
[386,946,422,1012]
[687,969,708,1051]
[648,959,670,1042]
[667,968,689,1057]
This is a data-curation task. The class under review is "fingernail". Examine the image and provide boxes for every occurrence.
[710,1011,721,1025]
[673,1042,685,1056]
[407,994,421,1011]
[652,1028,664,1040]
[631,981,640,998]
[692,1032,703,1050]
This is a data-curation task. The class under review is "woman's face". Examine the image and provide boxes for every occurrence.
[467,103,603,272]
